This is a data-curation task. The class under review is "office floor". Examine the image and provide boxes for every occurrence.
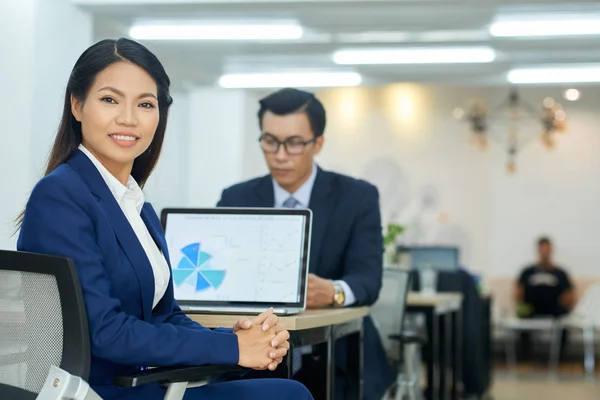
[491,362,600,400]
[385,361,599,400]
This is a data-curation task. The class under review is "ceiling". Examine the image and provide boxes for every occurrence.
[77,0,600,90]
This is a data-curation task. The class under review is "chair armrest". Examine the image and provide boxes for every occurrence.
[0,383,37,400]
[115,365,246,387]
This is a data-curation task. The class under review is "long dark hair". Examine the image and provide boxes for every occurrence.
[16,38,173,228]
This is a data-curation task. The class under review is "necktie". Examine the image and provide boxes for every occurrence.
[282,196,300,208]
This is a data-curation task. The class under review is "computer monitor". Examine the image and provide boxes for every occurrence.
[160,207,312,314]
[399,246,460,272]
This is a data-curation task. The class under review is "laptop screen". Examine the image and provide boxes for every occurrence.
[161,208,312,308]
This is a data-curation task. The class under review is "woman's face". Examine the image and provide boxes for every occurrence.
[72,61,159,177]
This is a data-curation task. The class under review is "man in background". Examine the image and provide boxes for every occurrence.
[514,237,575,358]
[217,88,394,399]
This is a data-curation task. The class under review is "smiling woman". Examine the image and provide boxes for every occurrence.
[15,38,172,228]
[49,38,172,188]
[15,38,312,400]
[71,61,161,185]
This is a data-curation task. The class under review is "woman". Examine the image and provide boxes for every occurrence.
[17,38,312,400]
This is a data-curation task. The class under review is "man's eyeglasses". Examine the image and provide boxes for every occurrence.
[259,134,316,155]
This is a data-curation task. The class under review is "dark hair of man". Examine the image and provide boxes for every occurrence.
[257,88,326,138]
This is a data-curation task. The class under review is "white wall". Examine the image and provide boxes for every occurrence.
[30,0,92,177]
[144,87,268,216]
[313,85,600,278]
[0,1,36,249]
[182,88,266,208]
[0,0,91,250]
[241,92,269,180]
[144,91,190,214]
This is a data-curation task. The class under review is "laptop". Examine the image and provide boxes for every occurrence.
[161,207,312,315]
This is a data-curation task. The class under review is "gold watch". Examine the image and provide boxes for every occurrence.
[332,282,345,307]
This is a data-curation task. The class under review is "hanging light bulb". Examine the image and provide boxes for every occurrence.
[474,133,488,151]
[541,132,555,149]
[506,160,517,174]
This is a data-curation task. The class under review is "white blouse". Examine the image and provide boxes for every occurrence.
[78,145,170,309]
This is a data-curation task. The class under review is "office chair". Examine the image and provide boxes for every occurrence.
[0,250,242,400]
[371,268,424,400]
[558,283,600,378]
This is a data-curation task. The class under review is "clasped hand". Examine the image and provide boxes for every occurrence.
[233,308,290,371]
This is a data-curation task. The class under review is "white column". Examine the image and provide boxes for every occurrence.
[144,92,190,213]
[186,88,266,208]
[30,0,92,177]
[0,0,92,250]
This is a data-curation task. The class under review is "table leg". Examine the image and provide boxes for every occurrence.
[424,309,439,400]
[451,309,463,400]
[327,335,335,400]
[440,312,451,400]
[273,344,294,379]
[345,322,363,399]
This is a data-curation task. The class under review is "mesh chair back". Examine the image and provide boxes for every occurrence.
[371,268,412,360]
[0,250,90,398]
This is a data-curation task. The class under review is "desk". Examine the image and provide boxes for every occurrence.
[188,307,369,400]
[407,293,463,400]
[407,293,462,312]
[188,307,369,331]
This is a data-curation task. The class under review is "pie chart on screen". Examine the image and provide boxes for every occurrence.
[172,242,226,292]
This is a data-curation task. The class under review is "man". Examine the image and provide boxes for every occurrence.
[514,237,575,358]
[217,88,394,399]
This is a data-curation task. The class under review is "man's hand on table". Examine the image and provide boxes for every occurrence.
[306,273,335,309]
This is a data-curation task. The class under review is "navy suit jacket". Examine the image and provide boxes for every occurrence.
[217,168,395,399]
[218,167,383,306]
[17,150,239,388]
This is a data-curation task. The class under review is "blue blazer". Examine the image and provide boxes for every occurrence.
[17,150,239,388]
[217,168,395,399]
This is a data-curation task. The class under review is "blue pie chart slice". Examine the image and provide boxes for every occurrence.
[195,272,212,291]
[177,256,196,270]
[198,251,212,266]
[181,243,200,265]
[173,269,195,286]
[200,270,226,289]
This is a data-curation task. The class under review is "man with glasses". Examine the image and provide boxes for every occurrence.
[217,88,394,400]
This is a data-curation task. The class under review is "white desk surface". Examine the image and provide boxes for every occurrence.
[407,292,463,313]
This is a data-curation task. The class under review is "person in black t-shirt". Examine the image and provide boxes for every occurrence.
[515,237,575,317]
[513,237,576,359]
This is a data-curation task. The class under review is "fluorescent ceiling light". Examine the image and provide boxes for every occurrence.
[507,66,600,84]
[336,31,413,43]
[129,23,303,40]
[218,72,362,89]
[332,47,495,65]
[490,16,600,37]
[416,30,489,42]
[335,29,488,44]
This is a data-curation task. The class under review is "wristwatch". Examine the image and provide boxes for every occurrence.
[332,282,345,307]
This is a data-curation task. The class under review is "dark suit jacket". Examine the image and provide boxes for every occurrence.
[17,150,239,398]
[217,167,395,399]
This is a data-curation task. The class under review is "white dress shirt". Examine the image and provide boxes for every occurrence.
[79,145,170,309]
[272,164,356,306]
